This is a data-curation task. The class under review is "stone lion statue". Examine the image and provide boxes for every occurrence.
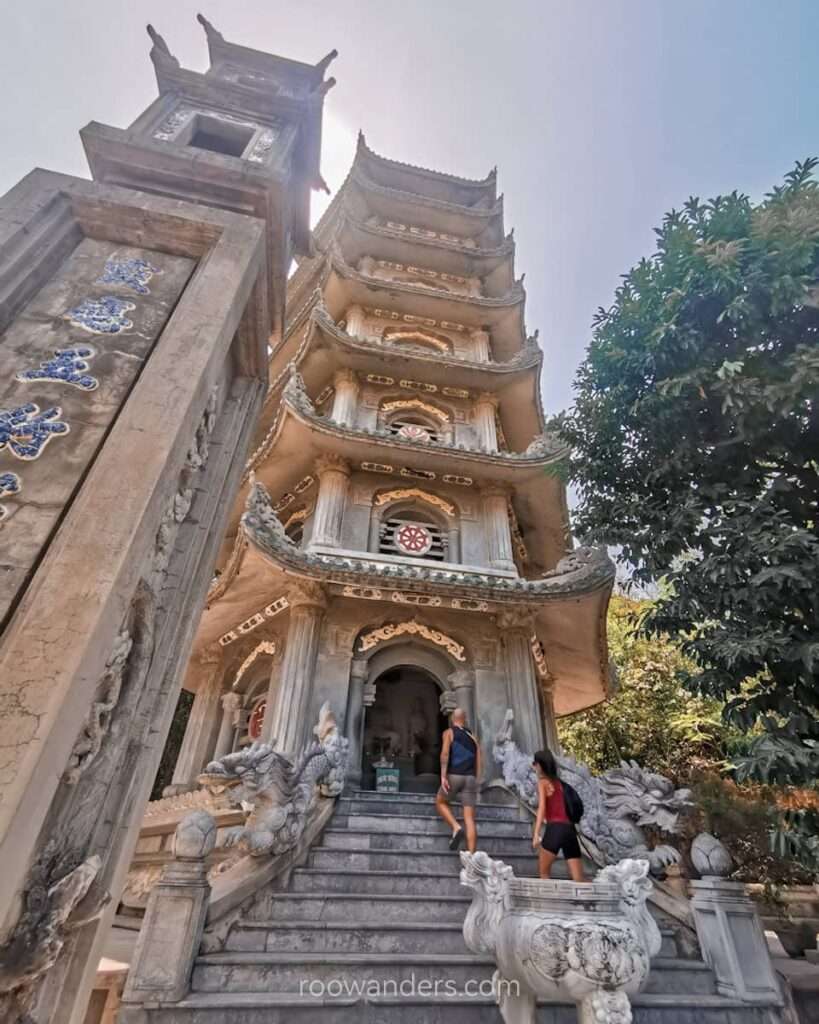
[493,710,693,874]
[198,702,348,857]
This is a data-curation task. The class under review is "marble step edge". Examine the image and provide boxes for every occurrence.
[230,920,677,939]
[309,845,538,860]
[175,992,749,1010]
[195,952,708,972]
[336,811,528,825]
[261,891,470,904]
[291,867,539,881]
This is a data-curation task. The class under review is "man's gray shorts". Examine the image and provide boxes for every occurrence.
[438,773,478,807]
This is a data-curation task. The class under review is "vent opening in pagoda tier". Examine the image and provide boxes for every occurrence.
[379,510,448,562]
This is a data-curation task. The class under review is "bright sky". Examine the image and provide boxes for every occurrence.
[2,0,817,413]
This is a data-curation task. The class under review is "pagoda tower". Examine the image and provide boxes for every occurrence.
[170,134,615,792]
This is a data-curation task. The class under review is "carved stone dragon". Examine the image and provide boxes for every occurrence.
[493,710,693,874]
[198,702,348,857]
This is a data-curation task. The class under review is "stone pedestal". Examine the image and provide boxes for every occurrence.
[482,485,516,572]
[309,454,351,548]
[330,369,359,427]
[266,583,327,753]
[690,877,782,1005]
[122,811,216,1005]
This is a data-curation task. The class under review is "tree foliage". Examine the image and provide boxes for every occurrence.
[559,160,819,786]
[559,596,742,778]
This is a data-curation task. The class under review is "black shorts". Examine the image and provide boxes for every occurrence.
[541,822,581,859]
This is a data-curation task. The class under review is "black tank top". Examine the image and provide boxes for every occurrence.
[448,725,477,776]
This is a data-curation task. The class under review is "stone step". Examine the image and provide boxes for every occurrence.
[190,952,716,997]
[307,845,546,877]
[244,891,471,925]
[159,992,775,1024]
[225,920,472,955]
[336,797,525,820]
[224,919,682,959]
[321,826,535,855]
[338,811,533,838]
[289,867,489,897]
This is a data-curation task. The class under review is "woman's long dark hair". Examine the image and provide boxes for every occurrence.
[533,749,559,780]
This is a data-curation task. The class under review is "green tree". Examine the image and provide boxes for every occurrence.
[559,596,738,778]
[559,161,819,786]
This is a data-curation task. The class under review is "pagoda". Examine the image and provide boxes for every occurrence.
[169,134,615,793]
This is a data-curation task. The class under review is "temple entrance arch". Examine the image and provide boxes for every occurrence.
[346,632,476,792]
[361,665,447,792]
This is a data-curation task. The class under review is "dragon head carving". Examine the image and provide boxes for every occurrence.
[199,742,295,808]
[459,850,513,957]
[600,761,693,834]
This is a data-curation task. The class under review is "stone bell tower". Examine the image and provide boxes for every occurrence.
[0,16,334,1024]
[82,14,336,342]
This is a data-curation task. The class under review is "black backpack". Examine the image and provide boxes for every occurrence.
[561,782,584,824]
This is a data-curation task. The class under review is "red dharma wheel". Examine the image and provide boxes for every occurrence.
[395,522,433,555]
[248,699,266,740]
[397,423,431,443]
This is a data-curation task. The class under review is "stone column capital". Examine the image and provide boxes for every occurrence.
[448,668,475,690]
[287,579,328,611]
[315,452,351,478]
[479,481,512,500]
[220,690,241,714]
[496,607,535,634]
[350,657,369,682]
[474,391,499,410]
[333,368,359,389]
[196,643,223,668]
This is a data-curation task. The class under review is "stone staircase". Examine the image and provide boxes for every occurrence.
[160,789,777,1022]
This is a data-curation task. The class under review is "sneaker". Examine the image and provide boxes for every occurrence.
[449,828,465,851]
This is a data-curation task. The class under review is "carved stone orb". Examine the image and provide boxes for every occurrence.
[691,832,733,877]
[173,810,217,860]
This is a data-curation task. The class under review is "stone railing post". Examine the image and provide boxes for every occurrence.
[122,811,215,1006]
[690,875,782,1005]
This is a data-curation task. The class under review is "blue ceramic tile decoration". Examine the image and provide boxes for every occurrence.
[16,347,98,391]
[0,403,70,460]
[65,296,135,334]
[0,471,21,496]
[98,256,162,295]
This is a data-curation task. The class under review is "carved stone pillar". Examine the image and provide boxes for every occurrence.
[345,658,368,787]
[344,304,366,339]
[498,610,545,755]
[167,649,224,791]
[473,393,499,452]
[482,484,516,572]
[330,368,359,427]
[470,327,491,362]
[213,691,241,760]
[540,675,561,754]
[309,454,351,548]
[266,582,327,753]
[448,668,476,734]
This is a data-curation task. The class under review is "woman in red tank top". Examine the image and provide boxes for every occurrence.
[532,749,586,882]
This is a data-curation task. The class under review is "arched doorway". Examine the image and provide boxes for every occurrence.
[361,665,448,793]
